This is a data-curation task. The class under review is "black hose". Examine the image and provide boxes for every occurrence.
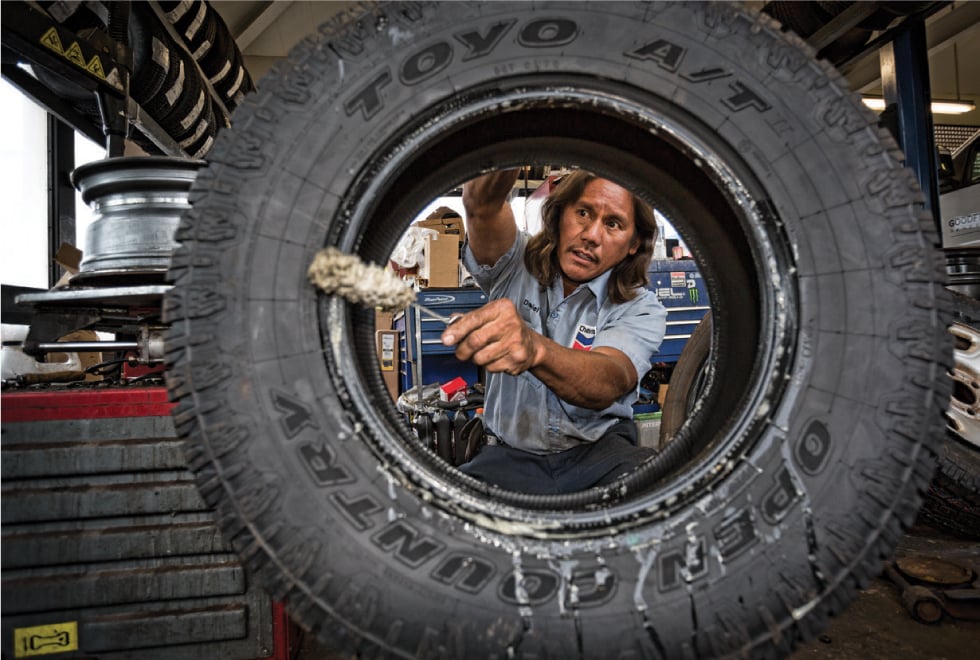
[433,394,484,410]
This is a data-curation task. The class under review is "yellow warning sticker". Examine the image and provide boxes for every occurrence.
[85,55,105,79]
[37,27,106,81]
[63,42,86,68]
[13,622,79,657]
[39,28,64,55]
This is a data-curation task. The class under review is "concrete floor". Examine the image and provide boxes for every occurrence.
[292,523,978,659]
[788,523,979,660]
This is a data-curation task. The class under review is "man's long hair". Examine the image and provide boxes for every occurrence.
[524,170,657,304]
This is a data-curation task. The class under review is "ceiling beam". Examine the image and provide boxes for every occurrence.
[844,0,980,92]
[808,1,881,52]
[235,1,295,51]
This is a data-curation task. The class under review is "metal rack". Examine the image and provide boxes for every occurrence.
[1,1,233,158]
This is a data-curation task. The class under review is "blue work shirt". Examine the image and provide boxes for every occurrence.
[462,232,667,454]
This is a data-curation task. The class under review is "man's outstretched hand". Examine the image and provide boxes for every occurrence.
[441,299,542,376]
[441,299,638,410]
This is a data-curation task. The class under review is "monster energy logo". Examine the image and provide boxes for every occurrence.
[689,287,699,304]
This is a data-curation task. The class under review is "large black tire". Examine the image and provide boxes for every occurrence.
[918,290,980,539]
[165,3,952,657]
[918,433,980,539]
[660,312,713,448]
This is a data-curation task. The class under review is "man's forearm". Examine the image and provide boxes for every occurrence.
[462,169,521,220]
[461,170,520,267]
[528,339,637,410]
[442,300,638,411]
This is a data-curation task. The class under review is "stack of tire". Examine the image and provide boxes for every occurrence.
[160,0,254,113]
[126,3,214,159]
[35,1,253,160]
[130,1,254,159]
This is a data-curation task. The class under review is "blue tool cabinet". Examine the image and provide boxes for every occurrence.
[647,259,710,363]
[394,263,709,395]
[396,288,489,393]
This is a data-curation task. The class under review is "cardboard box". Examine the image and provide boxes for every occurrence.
[54,242,82,288]
[375,309,396,331]
[376,330,400,401]
[417,206,465,242]
[419,232,460,288]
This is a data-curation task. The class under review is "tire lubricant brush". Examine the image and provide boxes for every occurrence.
[308,247,461,406]
[307,247,460,323]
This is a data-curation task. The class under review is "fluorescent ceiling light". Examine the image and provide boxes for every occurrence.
[862,97,886,111]
[930,100,976,114]
[861,96,976,114]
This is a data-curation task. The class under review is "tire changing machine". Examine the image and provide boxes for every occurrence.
[2,158,300,660]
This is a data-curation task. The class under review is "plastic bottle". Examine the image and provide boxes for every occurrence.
[653,218,668,260]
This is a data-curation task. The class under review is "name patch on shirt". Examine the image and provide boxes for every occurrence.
[572,324,597,351]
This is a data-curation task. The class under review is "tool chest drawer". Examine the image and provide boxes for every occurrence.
[647,260,710,362]
[396,287,488,391]
[398,288,489,362]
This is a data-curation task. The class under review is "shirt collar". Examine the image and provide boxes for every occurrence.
[585,268,613,305]
[552,267,613,310]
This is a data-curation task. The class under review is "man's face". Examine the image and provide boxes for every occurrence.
[557,178,639,293]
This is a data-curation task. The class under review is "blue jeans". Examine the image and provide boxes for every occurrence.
[458,420,656,494]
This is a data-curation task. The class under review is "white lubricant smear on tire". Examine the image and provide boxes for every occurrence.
[511,552,534,618]
[383,468,401,522]
[549,559,580,616]
[632,547,658,612]
[308,247,416,311]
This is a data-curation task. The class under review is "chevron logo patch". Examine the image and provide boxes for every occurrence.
[572,324,597,351]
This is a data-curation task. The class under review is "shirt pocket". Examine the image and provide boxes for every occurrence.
[518,370,544,392]
[519,306,544,334]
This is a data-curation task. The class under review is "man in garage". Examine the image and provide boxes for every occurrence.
[440,169,667,494]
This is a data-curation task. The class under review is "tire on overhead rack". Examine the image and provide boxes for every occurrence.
[142,37,187,126]
[179,1,218,61]
[196,14,232,80]
[129,3,171,107]
[177,108,217,160]
[198,24,251,115]
[159,0,206,43]
[160,0,252,116]
[212,45,252,112]
[156,51,208,144]
[172,95,216,160]
[164,3,952,657]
